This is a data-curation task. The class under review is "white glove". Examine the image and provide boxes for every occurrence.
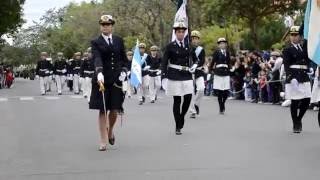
[143,65,151,71]
[291,78,299,90]
[35,75,39,80]
[156,70,162,76]
[162,78,168,91]
[97,72,104,83]
[189,64,198,73]
[45,70,50,74]
[308,68,314,76]
[119,71,126,82]
[62,69,67,73]
[127,71,131,76]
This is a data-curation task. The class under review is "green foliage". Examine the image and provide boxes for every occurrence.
[0,0,307,66]
[200,24,246,54]
[0,0,25,39]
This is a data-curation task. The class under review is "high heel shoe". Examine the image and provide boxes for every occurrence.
[98,144,107,151]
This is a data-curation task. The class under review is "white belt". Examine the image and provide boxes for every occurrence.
[168,64,190,71]
[56,69,66,72]
[216,64,228,68]
[148,69,160,72]
[39,69,48,71]
[290,65,307,70]
[74,67,81,70]
[84,70,94,74]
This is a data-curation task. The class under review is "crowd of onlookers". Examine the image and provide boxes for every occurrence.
[0,64,15,89]
[204,49,317,105]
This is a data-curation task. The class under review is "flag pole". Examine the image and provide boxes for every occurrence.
[187,0,191,44]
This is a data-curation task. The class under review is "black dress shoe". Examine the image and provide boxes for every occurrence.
[195,105,199,115]
[293,125,302,133]
[190,113,196,119]
[150,100,155,103]
[175,129,182,135]
[109,136,115,145]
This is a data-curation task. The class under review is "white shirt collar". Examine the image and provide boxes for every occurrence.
[102,33,113,44]
[175,39,184,47]
[292,43,301,48]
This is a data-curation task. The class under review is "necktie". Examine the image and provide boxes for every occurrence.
[180,42,183,48]
[298,45,303,52]
[108,38,112,46]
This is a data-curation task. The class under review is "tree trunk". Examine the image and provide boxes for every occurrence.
[249,19,260,50]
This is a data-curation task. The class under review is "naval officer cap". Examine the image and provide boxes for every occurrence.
[150,45,159,51]
[217,37,227,44]
[99,15,115,25]
[191,30,201,38]
[173,20,187,30]
[289,26,300,35]
[138,43,147,49]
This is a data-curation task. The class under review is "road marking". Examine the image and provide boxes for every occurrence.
[19,97,34,101]
[70,95,83,99]
[0,98,8,102]
[44,96,60,100]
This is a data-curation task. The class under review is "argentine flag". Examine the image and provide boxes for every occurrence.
[130,40,142,88]
[171,0,188,42]
[304,0,320,65]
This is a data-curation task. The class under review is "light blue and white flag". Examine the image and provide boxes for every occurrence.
[304,0,320,65]
[130,40,142,88]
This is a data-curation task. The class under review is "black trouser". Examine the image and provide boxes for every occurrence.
[217,90,229,112]
[173,94,192,130]
[290,98,310,128]
[270,82,281,104]
[318,102,320,127]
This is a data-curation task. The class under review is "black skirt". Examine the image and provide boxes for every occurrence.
[89,80,125,112]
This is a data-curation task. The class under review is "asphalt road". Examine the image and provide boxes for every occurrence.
[1,78,320,180]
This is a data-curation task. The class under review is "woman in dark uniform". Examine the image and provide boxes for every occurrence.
[90,15,128,151]
[161,20,197,135]
[210,38,231,114]
[283,26,311,133]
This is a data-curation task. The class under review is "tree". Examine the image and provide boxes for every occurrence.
[207,0,302,49]
[0,0,25,42]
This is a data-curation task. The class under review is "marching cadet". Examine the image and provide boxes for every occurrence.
[53,52,68,95]
[311,65,320,127]
[189,30,206,118]
[35,52,51,95]
[161,20,197,135]
[148,45,162,103]
[89,15,128,151]
[138,43,151,105]
[210,37,231,115]
[80,48,95,101]
[46,57,54,92]
[124,50,133,98]
[283,26,312,133]
[66,58,74,92]
[71,52,82,94]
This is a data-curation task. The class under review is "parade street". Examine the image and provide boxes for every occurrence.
[0,78,319,180]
